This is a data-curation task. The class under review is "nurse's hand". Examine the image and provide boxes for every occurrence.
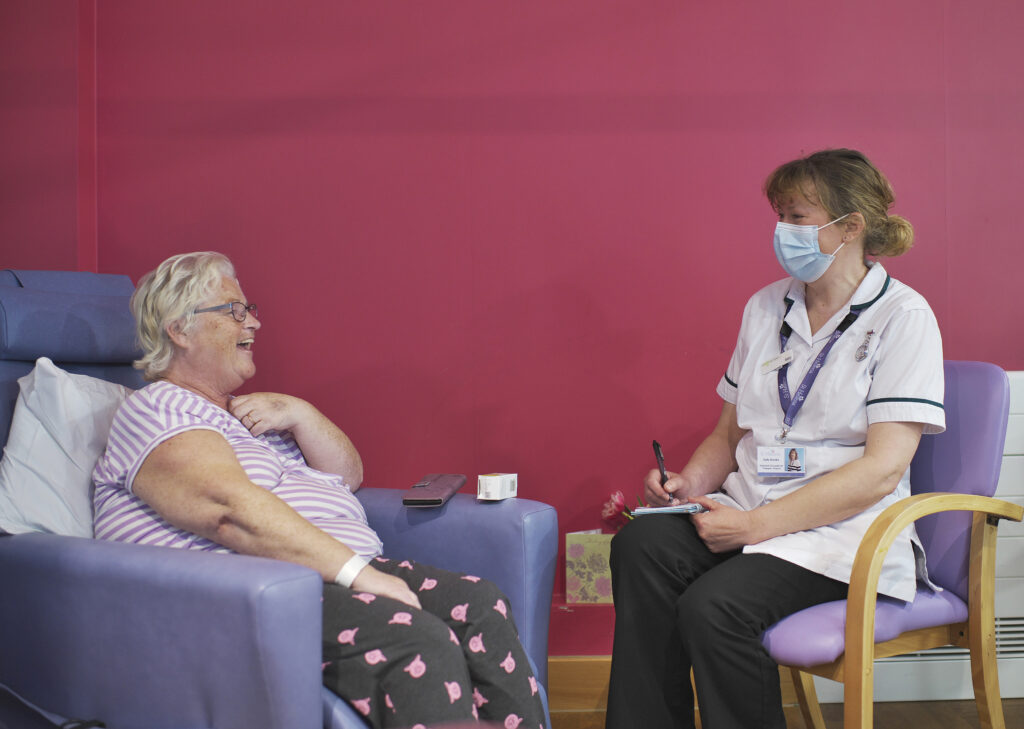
[644,469,697,506]
[690,496,763,553]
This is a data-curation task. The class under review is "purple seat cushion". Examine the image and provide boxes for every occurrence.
[761,587,968,667]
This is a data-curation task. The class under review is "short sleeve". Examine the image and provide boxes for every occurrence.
[866,307,945,434]
[94,386,221,494]
[716,296,757,404]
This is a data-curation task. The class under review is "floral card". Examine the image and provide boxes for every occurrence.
[565,531,614,604]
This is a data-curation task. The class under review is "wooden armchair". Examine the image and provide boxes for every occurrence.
[762,361,1024,729]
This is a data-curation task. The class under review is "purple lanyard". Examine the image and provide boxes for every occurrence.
[776,309,859,441]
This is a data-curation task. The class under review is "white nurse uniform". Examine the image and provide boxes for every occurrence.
[715,262,945,601]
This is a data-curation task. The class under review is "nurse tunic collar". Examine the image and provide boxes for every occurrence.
[774,268,892,443]
[780,262,892,346]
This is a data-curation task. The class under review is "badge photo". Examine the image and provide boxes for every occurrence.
[757,446,806,478]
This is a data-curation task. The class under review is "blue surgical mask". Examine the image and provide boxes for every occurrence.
[773,214,850,283]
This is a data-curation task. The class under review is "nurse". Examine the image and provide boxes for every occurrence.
[605,148,944,729]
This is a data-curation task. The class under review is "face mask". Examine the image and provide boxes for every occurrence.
[773,214,850,283]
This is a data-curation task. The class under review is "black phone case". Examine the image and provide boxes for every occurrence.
[402,473,467,507]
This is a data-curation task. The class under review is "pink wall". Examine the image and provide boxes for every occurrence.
[0,1,81,270]
[4,1,1024,653]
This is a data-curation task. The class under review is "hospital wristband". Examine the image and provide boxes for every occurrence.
[333,555,370,588]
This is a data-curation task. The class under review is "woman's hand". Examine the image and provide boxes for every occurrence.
[644,468,674,506]
[690,496,764,553]
[351,565,422,609]
[644,403,749,508]
[229,392,311,437]
[644,469,702,506]
[229,391,363,486]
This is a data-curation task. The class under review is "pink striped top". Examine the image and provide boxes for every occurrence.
[92,381,382,558]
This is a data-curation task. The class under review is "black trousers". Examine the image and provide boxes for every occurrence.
[605,515,848,729]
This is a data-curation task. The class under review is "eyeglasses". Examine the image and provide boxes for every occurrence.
[194,301,258,322]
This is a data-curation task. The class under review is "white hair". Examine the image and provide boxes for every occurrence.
[131,251,236,380]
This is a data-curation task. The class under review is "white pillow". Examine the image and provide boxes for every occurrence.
[0,357,131,537]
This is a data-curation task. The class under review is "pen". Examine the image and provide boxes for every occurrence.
[652,440,668,486]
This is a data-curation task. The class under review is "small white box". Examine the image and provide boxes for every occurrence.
[477,473,517,501]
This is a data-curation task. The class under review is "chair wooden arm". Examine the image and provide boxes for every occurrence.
[842,492,1023,728]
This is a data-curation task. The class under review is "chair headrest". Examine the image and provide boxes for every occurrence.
[0,270,140,363]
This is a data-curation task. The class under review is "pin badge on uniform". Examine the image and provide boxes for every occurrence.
[855,329,875,362]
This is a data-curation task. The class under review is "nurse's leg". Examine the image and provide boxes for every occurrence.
[677,553,848,729]
[606,515,736,729]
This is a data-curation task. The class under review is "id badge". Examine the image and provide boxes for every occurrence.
[760,350,794,375]
[757,446,806,478]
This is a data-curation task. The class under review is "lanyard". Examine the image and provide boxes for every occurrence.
[771,273,891,443]
[775,305,859,443]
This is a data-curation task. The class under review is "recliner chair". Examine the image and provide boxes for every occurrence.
[0,269,558,729]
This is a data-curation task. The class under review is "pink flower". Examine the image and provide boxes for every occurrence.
[505,714,524,729]
[398,560,414,569]
[473,687,489,707]
[385,694,395,712]
[529,676,538,695]
[461,575,481,582]
[567,543,585,560]
[601,490,626,520]
[352,593,376,604]
[337,628,359,645]
[450,603,469,622]
[448,627,461,645]
[493,599,508,618]
[404,654,426,678]
[419,578,438,591]
[445,681,462,703]
[364,649,387,665]
[601,490,634,530]
[594,576,612,597]
[566,576,581,594]
[389,612,413,626]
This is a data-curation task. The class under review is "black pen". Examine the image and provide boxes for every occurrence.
[652,440,668,486]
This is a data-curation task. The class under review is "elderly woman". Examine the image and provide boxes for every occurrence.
[606,149,945,729]
[92,252,545,729]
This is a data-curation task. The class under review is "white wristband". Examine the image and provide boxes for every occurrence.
[333,555,370,588]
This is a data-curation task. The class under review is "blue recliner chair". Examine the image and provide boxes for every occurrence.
[0,269,558,729]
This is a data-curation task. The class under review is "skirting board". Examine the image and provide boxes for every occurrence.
[548,655,1024,712]
[813,656,1024,703]
[547,656,799,713]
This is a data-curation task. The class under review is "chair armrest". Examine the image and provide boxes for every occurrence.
[0,533,323,729]
[356,488,558,688]
[843,493,1023,691]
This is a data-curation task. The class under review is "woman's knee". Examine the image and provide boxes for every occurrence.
[675,586,717,631]
[400,609,468,665]
[674,576,763,650]
[610,515,688,574]
[609,518,652,571]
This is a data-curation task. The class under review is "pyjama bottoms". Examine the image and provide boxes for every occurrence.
[605,514,849,729]
[321,557,546,729]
